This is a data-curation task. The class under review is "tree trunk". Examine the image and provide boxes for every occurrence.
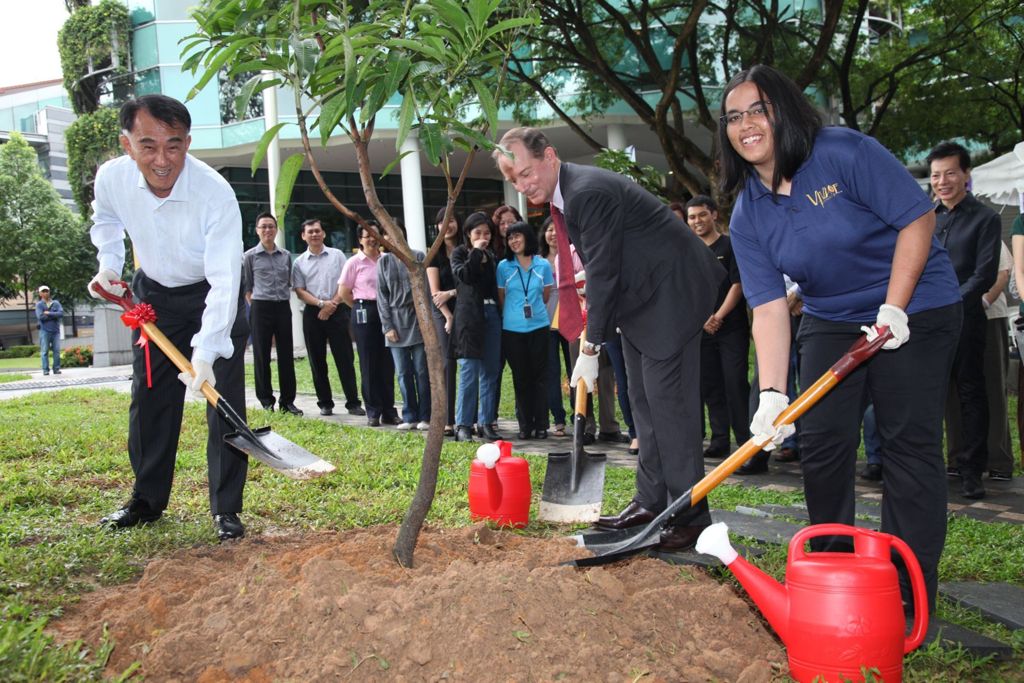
[392,262,450,568]
[22,278,33,344]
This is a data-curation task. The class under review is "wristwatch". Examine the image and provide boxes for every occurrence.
[317,299,325,309]
[583,341,602,355]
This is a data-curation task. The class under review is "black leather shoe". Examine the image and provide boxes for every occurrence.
[702,446,727,459]
[319,406,333,416]
[279,403,303,416]
[535,429,548,440]
[961,469,986,500]
[367,416,381,427]
[100,502,162,529]
[455,426,475,442]
[658,524,709,551]
[860,463,883,481]
[261,403,275,412]
[479,424,501,441]
[598,431,630,444]
[382,414,403,426]
[347,406,367,416]
[214,512,245,541]
[736,453,769,475]
[595,501,657,530]
[775,447,800,462]
[582,433,596,446]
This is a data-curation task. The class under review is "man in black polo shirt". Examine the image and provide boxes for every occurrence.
[686,196,751,463]
[928,141,1001,500]
[243,212,301,415]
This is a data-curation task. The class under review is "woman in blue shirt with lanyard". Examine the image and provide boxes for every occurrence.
[718,64,961,618]
[497,222,555,439]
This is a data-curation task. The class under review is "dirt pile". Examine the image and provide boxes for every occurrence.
[52,525,785,682]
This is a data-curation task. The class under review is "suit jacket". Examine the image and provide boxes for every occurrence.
[934,192,1001,313]
[558,162,725,360]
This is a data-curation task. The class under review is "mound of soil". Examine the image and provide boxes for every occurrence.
[52,525,785,682]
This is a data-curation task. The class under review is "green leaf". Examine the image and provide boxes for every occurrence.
[470,78,498,134]
[379,150,415,179]
[234,74,263,122]
[342,34,357,114]
[484,17,539,42]
[274,153,306,222]
[250,122,290,175]
[396,92,416,151]
[427,0,468,35]
[318,94,348,147]
[419,123,445,165]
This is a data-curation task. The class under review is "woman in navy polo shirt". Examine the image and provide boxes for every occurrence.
[497,222,554,439]
[718,64,961,617]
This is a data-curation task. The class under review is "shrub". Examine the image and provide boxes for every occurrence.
[0,346,39,359]
[60,345,93,368]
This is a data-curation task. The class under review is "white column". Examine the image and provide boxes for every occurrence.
[400,137,427,251]
[263,73,284,249]
[606,123,627,152]
[504,180,527,216]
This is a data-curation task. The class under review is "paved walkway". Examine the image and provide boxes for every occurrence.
[2,361,1021,523]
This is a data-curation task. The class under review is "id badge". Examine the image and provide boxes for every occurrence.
[355,307,368,324]
[523,303,533,319]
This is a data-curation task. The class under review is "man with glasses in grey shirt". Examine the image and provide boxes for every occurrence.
[292,218,364,417]
[243,212,301,415]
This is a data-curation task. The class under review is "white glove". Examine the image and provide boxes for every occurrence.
[88,269,125,299]
[178,355,215,397]
[860,303,909,350]
[574,269,586,295]
[570,350,600,392]
[750,390,795,451]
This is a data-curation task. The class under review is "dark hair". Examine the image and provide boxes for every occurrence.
[301,218,322,233]
[255,211,277,227]
[494,127,554,161]
[538,216,555,258]
[504,221,540,259]
[358,220,381,242]
[718,64,822,194]
[685,195,718,213]
[120,94,192,133]
[463,211,495,243]
[384,218,407,241]
[926,141,971,172]
[668,201,686,215]
[434,206,463,231]
[492,205,523,226]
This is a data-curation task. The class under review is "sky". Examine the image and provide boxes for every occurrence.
[0,1,68,89]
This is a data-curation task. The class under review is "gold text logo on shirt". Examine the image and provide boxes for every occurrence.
[806,183,842,207]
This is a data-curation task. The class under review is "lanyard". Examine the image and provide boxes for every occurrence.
[515,260,534,300]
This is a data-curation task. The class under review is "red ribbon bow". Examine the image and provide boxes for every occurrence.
[120,303,157,388]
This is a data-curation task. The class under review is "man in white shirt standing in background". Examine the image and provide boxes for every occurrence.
[89,94,250,542]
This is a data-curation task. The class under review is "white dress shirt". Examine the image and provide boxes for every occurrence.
[91,154,243,364]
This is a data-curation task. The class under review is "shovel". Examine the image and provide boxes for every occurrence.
[571,328,892,567]
[91,281,336,480]
[538,378,607,523]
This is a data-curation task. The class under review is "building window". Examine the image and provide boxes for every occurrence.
[219,72,265,125]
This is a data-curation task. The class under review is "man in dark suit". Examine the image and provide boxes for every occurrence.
[928,141,1001,500]
[494,127,725,549]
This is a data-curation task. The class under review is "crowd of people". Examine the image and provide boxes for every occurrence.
[87,78,1018,609]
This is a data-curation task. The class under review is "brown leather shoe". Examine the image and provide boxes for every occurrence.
[657,524,710,551]
[594,501,657,530]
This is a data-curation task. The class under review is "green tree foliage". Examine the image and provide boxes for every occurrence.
[0,134,82,341]
[57,0,131,115]
[185,0,537,567]
[64,107,121,216]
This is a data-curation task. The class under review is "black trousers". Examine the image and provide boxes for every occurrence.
[302,306,361,411]
[700,325,751,450]
[503,327,549,433]
[351,300,396,419]
[622,330,710,527]
[795,304,961,614]
[948,304,989,475]
[127,271,249,516]
[249,299,296,407]
[432,311,457,426]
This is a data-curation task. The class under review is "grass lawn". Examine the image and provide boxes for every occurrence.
[0,357,40,371]
[0,389,1021,680]
[0,373,31,383]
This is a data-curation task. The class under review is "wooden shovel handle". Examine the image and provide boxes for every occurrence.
[90,281,221,407]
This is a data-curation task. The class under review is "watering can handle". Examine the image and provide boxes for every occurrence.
[789,523,929,654]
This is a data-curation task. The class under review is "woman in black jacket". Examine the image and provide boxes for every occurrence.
[450,212,502,442]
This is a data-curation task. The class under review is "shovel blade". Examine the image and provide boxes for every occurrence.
[225,425,336,480]
[538,451,607,523]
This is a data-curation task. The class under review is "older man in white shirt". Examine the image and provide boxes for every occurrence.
[89,94,249,541]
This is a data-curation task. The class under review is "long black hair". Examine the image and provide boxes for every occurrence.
[463,211,495,245]
[717,64,822,195]
[538,216,555,258]
[504,221,540,260]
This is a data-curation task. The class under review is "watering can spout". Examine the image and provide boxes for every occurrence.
[696,523,791,642]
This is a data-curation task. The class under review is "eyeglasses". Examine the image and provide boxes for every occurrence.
[720,102,771,127]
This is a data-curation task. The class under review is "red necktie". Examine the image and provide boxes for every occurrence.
[550,204,584,341]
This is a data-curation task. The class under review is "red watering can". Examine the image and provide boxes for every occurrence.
[697,522,928,683]
[468,440,531,528]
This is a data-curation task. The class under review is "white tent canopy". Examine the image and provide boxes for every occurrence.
[971,141,1024,210]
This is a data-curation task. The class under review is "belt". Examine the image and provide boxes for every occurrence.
[356,299,377,305]
[483,298,497,305]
